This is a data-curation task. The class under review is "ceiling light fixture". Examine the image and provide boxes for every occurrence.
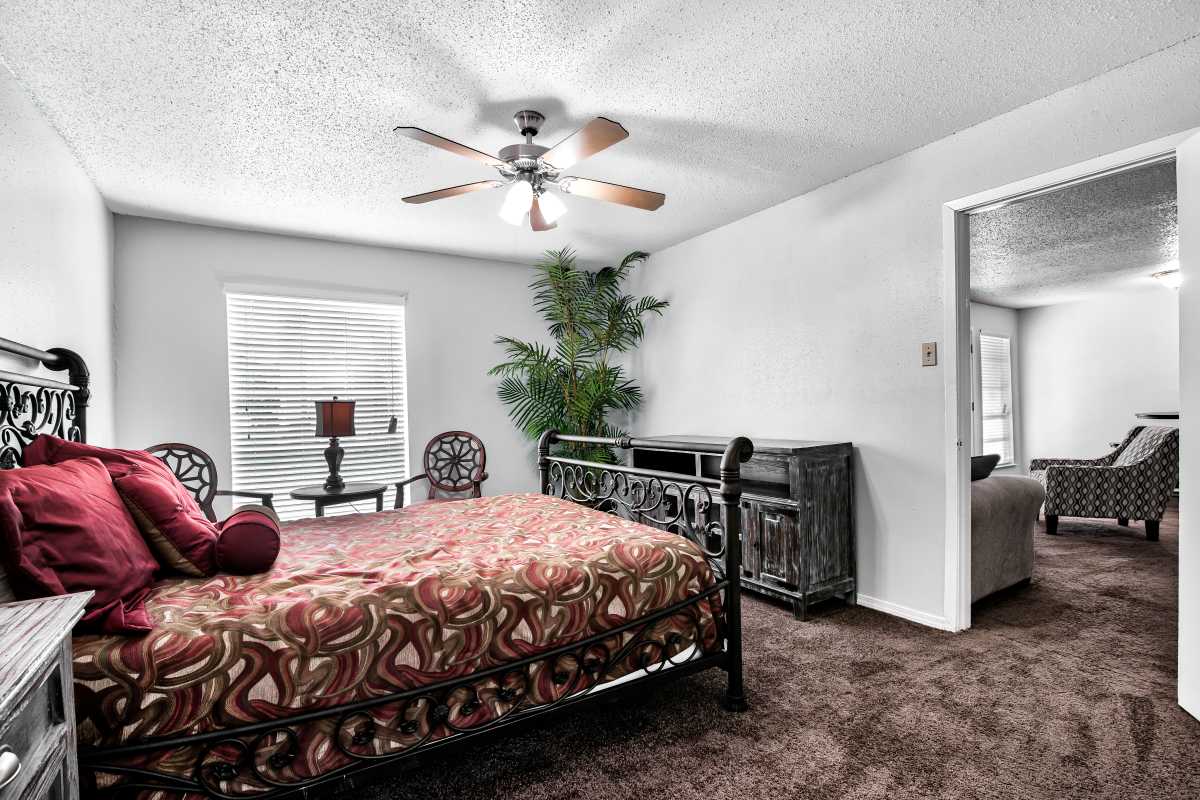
[537,190,568,224]
[498,180,533,226]
[1152,269,1182,290]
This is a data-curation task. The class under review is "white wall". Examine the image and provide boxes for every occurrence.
[0,69,114,443]
[1020,285,1179,464]
[113,217,544,509]
[633,37,1200,629]
[970,302,1022,471]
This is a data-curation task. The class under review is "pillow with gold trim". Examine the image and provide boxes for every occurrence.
[24,435,218,576]
[111,466,218,576]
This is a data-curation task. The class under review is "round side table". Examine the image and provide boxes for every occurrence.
[290,482,388,517]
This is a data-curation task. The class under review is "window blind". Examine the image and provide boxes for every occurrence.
[226,292,407,520]
[978,333,1015,466]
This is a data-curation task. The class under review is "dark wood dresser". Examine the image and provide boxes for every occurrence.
[0,593,89,800]
[630,435,855,618]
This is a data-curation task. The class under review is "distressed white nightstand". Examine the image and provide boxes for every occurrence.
[0,594,90,800]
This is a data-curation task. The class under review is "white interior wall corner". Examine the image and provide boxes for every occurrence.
[632,37,1200,625]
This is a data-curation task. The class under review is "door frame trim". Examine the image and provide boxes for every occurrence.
[941,128,1196,632]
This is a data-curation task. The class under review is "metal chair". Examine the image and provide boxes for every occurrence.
[394,431,488,509]
[145,442,274,522]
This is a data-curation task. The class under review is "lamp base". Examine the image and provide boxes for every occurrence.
[323,437,345,491]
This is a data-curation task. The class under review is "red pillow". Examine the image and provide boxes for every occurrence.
[216,505,281,575]
[0,458,159,634]
[25,435,161,478]
[112,469,218,576]
[23,436,218,576]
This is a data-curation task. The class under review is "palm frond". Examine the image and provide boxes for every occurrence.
[493,249,664,463]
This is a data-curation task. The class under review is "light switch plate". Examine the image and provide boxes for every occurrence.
[921,341,938,366]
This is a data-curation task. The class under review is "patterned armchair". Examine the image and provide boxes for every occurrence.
[1029,425,1178,541]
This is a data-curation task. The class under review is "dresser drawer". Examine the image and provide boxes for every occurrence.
[0,597,88,800]
[0,657,72,800]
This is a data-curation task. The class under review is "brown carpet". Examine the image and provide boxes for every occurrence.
[352,503,1198,799]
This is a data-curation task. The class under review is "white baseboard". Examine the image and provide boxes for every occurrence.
[856,594,956,631]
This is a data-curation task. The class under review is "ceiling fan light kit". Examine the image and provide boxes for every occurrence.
[395,110,665,232]
[537,190,568,223]
[499,179,534,226]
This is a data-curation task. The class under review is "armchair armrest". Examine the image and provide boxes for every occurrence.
[1030,456,1111,471]
[215,488,275,509]
[394,474,428,509]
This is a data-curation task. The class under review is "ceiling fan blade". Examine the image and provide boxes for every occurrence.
[558,177,665,211]
[393,126,505,167]
[402,180,504,204]
[541,117,628,170]
[529,196,557,231]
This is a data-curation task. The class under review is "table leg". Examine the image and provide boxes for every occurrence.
[376,494,383,512]
[316,501,325,518]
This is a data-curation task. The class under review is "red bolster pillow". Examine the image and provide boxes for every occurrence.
[24,435,218,577]
[0,458,159,635]
[217,505,281,574]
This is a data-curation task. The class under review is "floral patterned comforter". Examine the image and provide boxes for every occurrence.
[73,493,720,788]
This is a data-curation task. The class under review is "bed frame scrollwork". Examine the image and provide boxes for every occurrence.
[0,338,753,800]
[538,430,753,712]
[0,336,89,469]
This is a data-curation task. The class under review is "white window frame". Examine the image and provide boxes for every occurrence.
[224,288,409,520]
[971,329,1016,468]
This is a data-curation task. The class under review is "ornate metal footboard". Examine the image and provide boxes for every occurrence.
[0,338,754,800]
[78,588,738,800]
[538,430,753,713]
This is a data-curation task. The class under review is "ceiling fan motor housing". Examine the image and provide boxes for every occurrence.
[512,109,545,137]
[498,142,550,172]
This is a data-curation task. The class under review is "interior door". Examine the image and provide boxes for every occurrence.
[1179,132,1200,721]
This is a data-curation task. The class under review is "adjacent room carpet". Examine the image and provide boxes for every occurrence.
[347,503,1197,799]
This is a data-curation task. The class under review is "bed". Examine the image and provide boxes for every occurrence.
[0,337,752,799]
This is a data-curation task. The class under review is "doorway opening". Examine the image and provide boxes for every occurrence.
[943,130,1194,633]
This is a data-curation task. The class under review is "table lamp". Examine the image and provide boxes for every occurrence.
[315,396,356,490]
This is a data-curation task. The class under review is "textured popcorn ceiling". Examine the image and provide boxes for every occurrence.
[970,161,1177,308]
[2,2,1199,266]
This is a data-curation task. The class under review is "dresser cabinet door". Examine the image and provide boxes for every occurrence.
[742,501,799,590]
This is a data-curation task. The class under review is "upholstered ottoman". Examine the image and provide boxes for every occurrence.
[971,475,1045,603]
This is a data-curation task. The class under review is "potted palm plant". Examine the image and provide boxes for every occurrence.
[491,248,668,463]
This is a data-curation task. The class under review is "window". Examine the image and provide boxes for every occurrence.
[226,292,407,520]
[975,332,1015,467]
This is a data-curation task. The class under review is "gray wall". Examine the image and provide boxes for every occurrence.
[0,69,114,443]
[113,216,545,512]
[1020,285,1179,464]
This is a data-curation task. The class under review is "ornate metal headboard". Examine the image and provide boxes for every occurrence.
[0,337,90,469]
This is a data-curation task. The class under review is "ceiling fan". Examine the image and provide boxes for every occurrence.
[394,110,665,231]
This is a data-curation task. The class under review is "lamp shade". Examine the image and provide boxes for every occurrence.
[315,397,356,437]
